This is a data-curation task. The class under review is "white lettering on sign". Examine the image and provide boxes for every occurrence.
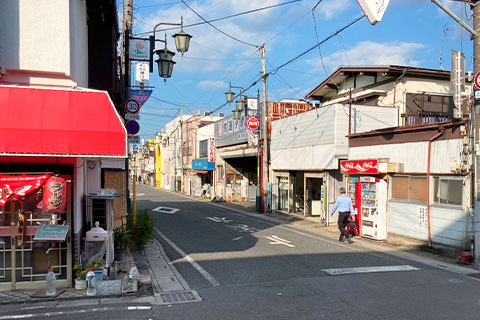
[208,139,215,162]
[265,235,295,248]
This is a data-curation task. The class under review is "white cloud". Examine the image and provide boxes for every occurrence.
[198,80,228,89]
[318,0,351,20]
[307,41,425,72]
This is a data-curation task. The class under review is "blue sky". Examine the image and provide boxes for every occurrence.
[123,0,475,139]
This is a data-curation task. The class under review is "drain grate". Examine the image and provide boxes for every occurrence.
[155,290,202,305]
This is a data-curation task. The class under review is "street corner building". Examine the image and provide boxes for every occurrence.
[0,0,128,291]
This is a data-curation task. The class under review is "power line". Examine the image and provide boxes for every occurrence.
[179,0,258,48]
[136,0,195,9]
[271,14,366,75]
[134,0,303,36]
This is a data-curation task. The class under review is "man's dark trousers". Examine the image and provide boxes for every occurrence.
[338,211,351,240]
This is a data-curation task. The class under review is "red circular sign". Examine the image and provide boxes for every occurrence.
[246,116,260,131]
[126,120,140,135]
[475,73,480,89]
[125,99,140,114]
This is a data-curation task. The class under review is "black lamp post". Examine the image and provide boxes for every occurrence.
[225,82,247,120]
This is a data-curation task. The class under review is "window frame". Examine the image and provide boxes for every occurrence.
[433,176,463,207]
[390,175,428,203]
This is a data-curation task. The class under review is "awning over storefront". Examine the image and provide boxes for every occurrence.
[0,85,127,157]
[192,158,214,171]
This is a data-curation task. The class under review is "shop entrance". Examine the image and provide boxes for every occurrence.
[305,177,324,217]
[0,174,72,291]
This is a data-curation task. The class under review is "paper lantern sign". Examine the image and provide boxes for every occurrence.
[43,176,66,213]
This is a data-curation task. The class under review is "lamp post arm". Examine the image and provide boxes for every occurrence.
[230,84,246,97]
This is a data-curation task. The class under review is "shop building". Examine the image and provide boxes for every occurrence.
[347,121,472,249]
[270,104,398,221]
[0,1,126,291]
[181,115,222,196]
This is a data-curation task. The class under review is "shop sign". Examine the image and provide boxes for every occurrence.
[340,160,378,174]
[129,39,150,60]
[130,89,152,107]
[208,139,215,162]
[0,173,49,206]
[246,116,260,133]
[43,176,66,213]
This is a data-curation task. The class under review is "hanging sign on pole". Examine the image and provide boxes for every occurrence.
[246,115,260,135]
[125,99,140,114]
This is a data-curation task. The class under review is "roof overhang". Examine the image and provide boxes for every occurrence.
[0,85,127,158]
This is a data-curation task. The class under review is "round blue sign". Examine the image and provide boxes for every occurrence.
[126,120,140,135]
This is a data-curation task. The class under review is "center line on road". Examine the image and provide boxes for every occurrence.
[154,228,221,287]
[322,265,419,276]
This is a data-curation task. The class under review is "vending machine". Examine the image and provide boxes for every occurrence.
[345,176,387,240]
[358,177,387,240]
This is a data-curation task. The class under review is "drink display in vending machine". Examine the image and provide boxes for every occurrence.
[359,177,387,240]
[346,177,361,236]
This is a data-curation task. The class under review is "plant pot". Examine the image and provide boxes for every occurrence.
[94,270,104,282]
[114,249,126,261]
[75,279,87,290]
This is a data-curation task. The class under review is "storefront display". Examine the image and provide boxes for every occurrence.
[0,173,71,291]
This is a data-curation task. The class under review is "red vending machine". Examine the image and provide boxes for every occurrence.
[341,160,388,240]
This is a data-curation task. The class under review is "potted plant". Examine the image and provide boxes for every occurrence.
[73,264,87,290]
[87,258,106,282]
[114,227,131,261]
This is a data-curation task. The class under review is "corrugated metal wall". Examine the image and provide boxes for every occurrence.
[271,104,397,171]
[349,139,463,173]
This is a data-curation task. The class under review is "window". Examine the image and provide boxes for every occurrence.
[433,177,463,206]
[391,176,427,202]
[404,93,453,125]
[199,140,208,158]
[187,140,193,156]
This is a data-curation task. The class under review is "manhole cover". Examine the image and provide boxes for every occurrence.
[155,290,202,305]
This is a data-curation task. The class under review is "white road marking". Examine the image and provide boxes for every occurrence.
[322,265,419,276]
[206,216,232,223]
[127,306,152,310]
[155,228,220,287]
[0,307,122,319]
[152,206,179,214]
[129,193,145,197]
[265,235,295,248]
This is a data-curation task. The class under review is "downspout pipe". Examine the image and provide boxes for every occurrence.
[427,128,445,247]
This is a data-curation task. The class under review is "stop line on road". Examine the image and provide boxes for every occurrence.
[322,265,419,276]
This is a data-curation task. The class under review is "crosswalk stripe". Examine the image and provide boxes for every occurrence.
[322,265,419,276]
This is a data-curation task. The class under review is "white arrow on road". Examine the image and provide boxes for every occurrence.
[265,235,295,248]
[152,206,179,215]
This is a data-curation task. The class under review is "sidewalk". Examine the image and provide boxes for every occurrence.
[0,250,152,305]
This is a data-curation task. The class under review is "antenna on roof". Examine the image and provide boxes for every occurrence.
[440,25,453,70]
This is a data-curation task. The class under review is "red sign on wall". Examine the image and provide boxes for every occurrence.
[340,160,378,174]
[208,139,215,162]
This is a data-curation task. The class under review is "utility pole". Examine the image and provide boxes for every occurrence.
[473,1,480,269]
[123,0,135,227]
[261,45,269,213]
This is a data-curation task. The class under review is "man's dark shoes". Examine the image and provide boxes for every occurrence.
[346,234,353,244]
[338,235,344,242]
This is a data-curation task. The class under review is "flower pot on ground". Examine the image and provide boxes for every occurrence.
[87,258,106,281]
[113,227,132,260]
[74,278,87,290]
[73,264,88,290]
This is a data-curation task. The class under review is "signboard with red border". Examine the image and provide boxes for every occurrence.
[126,120,140,135]
[474,72,480,89]
[125,99,140,114]
[246,115,260,134]
[340,159,378,174]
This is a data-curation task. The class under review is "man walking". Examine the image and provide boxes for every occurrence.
[331,187,356,244]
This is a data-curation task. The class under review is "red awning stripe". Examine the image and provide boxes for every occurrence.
[0,86,127,157]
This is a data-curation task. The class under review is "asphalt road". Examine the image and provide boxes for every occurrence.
[135,185,480,320]
[5,184,479,320]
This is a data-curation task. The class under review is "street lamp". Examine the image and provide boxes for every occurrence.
[151,17,192,80]
[225,82,247,120]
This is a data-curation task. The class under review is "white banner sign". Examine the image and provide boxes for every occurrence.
[247,99,258,110]
[135,63,150,87]
[128,135,140,144]
[125,113,140,120]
